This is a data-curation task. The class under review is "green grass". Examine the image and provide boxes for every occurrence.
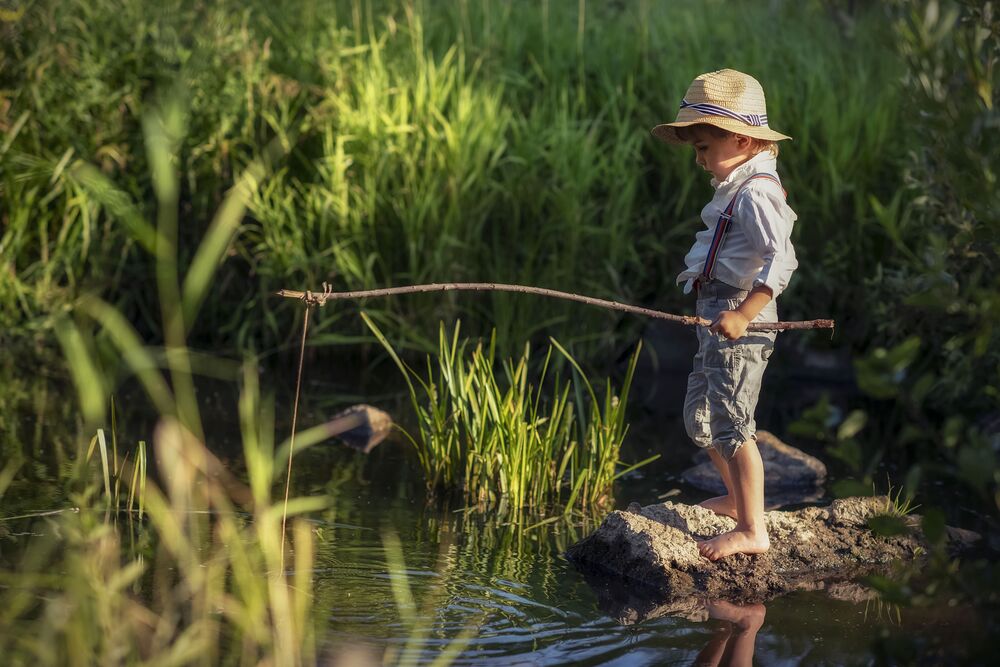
[0,80,493,664]
[0,375,323,665]
[84,426,147,518]
[1,0,908,357]
[363,315,654,516]
[879,482,920,519]
[0,91,325,665]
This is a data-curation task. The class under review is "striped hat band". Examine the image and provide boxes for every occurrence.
[679,99,768,127]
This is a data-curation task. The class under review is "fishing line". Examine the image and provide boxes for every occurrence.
[280,302,312,571]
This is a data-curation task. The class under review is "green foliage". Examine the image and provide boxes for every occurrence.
[866,514,910,538]
[920,507,947,545]
[867,482,920,539]
[0,95,325,665]
[863,0,1000,413]
[798,4,1000,627]
[853,337,922,400]
[788,393,881,495]
[363,316,651,516]
[2,0,908,356]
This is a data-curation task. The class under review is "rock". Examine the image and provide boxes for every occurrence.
[945,525,982,550]
[565,497,979,610]
[682,431,826,508]
[824,580,877,603]
[321,404,392,453]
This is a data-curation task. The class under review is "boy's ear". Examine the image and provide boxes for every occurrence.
[735,133,753,149]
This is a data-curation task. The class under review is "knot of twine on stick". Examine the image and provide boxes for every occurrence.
[299,282,334,308]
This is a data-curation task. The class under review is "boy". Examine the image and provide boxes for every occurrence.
[651,69,798,561]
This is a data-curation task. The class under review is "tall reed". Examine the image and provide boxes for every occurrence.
[0,93,326,665]
[363,315,652,515]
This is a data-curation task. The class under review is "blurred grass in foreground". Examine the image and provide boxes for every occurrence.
[0,90,325,663]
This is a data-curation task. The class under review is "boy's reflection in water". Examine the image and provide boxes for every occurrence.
[693,600,766,667]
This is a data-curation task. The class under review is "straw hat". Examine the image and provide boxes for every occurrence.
[651,69,792,145]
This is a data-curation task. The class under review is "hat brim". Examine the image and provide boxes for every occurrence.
[651,117,792,145]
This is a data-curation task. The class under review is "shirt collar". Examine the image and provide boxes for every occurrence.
[711,151,777,190]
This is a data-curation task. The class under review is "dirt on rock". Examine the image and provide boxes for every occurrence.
[566,497,979,609]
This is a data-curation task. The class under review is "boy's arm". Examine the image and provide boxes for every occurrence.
[710,285,773,340]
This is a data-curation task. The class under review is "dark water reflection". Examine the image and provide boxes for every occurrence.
[294,433,985,666]
[0,361,990,666]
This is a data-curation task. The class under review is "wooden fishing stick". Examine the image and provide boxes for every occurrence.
[276,282,834,332]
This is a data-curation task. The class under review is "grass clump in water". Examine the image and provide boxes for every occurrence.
[364,315,654,516]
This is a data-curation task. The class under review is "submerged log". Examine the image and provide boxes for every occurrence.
[566,497,979,610]
[321,404,392,453]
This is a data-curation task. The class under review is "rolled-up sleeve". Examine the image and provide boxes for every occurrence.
[735,183,798,298]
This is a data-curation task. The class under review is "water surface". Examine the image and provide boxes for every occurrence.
[0,362,991,665]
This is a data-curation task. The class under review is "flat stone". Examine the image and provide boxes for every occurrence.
[681,430,826,507]
[566,497,979,613]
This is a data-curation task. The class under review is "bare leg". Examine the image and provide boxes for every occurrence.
[698,448,739,519]
[692,624,732,667]
[698,439,769,561]
[707,600,766,667]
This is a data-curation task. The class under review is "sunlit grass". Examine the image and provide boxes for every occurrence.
[0,89,327,664]
[2,0,907,356]
[363,315,654,516]
[84,426,147,518]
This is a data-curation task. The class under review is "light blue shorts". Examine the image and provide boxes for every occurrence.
[683,285,778,461]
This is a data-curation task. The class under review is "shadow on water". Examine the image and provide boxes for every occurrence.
[0,351,993,665]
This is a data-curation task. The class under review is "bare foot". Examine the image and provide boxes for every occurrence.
[706,599,766,632]
[698,495,739,520]
[697,528,769,561]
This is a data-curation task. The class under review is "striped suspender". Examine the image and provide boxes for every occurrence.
[699,173,786,283]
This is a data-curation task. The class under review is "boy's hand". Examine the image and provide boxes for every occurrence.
[710,310,750,340]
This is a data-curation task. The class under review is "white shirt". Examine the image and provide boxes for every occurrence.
[676,151,798,298]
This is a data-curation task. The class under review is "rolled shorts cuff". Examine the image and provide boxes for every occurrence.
[713,429,756,461]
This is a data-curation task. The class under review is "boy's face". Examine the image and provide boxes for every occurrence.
[687,127,755,182]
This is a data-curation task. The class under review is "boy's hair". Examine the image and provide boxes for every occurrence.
[675,123,779,158]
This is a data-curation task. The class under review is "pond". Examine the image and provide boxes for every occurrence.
[0,354,991,665]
